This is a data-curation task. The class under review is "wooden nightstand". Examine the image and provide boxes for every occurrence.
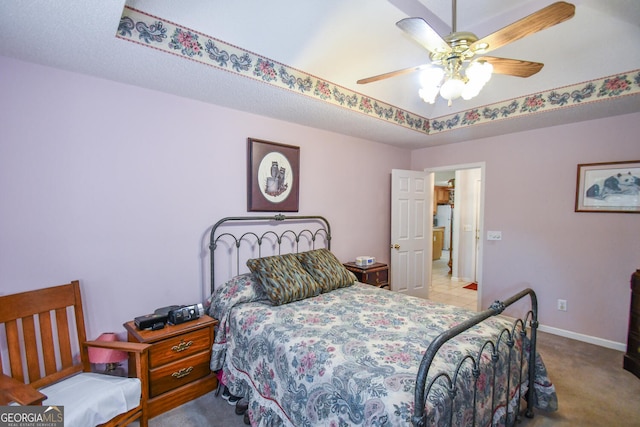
[123,315,218,418]
[344,262,390,289]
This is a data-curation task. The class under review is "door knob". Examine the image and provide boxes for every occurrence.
[391,244,400,250]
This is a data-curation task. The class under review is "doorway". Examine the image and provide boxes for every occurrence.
[428,165,483,311]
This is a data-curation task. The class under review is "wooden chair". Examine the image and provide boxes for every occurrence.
[0,280,151,427]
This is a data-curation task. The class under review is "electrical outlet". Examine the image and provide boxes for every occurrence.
[557,299,567,311]
[487,231,502,241]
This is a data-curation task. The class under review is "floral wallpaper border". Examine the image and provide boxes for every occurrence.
[430,70,640,134]
[117,6,640,137]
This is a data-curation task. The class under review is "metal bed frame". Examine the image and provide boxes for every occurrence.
[209,214,331,295]
[208,215,539,426]
[413,288,538,426]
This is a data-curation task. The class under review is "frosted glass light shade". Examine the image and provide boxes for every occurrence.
[418,60,493,104]
[439,77,465,101]
[419,85,439,104]
[466,61,493,85]
[420,66,444,87]
[461,81,483,100]
[462,61,493,100]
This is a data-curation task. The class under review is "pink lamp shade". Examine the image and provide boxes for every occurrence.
[88,332,128,365]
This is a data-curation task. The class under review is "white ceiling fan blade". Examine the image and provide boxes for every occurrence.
[388,0,450,36]
[396,17,451,55]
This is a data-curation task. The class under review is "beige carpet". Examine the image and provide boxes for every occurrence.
[147,331,640,426]
[519,331,640,427]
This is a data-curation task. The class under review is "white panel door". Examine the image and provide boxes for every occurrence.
[390,169,432,298]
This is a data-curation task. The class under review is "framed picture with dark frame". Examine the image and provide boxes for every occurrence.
[247,138,300,212]
[575,160,640,213]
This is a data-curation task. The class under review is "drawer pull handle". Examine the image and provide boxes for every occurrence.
[172,340,193,352]
[172,366,193,379]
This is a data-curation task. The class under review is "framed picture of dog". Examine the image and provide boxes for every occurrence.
[247,138,300,212]
[575,160,640,213]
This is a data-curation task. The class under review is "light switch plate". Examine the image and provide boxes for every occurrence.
[487,231,502,241]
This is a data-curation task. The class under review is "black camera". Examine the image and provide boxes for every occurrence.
[134,312,168,330]
[168,303,204,325]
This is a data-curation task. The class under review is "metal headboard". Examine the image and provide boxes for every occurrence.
[209,214,331,294]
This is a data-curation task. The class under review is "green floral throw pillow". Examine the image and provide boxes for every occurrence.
[296,248,356,293]
[247,253,322,305]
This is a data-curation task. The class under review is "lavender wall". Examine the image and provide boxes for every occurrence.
[0,56,410,339]
[412,113,640,346]
[2,54,638,348]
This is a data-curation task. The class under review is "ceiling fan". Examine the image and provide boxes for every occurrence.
[357,1,575,106]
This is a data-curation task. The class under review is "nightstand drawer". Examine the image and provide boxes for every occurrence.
[363,269,388,286]
[149,328,211,368]
[150,351,211,397]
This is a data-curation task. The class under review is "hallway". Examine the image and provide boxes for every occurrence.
[430,250,478,311]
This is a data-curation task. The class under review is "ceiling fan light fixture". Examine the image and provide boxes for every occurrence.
[364,1,575,107]
[466,60,493,85]
[418,60,492,105]
[461,60,493,100]
[439,76,465,102]
[418,85,439,104]
[461,81,482,100]
[419,66,445,88]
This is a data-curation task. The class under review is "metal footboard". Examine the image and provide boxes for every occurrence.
[412,288,538,427]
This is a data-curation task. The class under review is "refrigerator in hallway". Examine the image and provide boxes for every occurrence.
[435,204,451,250]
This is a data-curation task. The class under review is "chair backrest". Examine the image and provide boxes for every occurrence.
[0,281,88,389]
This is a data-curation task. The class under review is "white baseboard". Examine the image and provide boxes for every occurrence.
[538,324,626,352]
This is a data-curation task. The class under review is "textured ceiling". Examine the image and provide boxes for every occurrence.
[1,0,639,148]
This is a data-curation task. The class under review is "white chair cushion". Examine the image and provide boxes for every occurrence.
[40,372,141,427]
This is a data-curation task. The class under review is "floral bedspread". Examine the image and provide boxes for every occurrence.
[208,276,557,427]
